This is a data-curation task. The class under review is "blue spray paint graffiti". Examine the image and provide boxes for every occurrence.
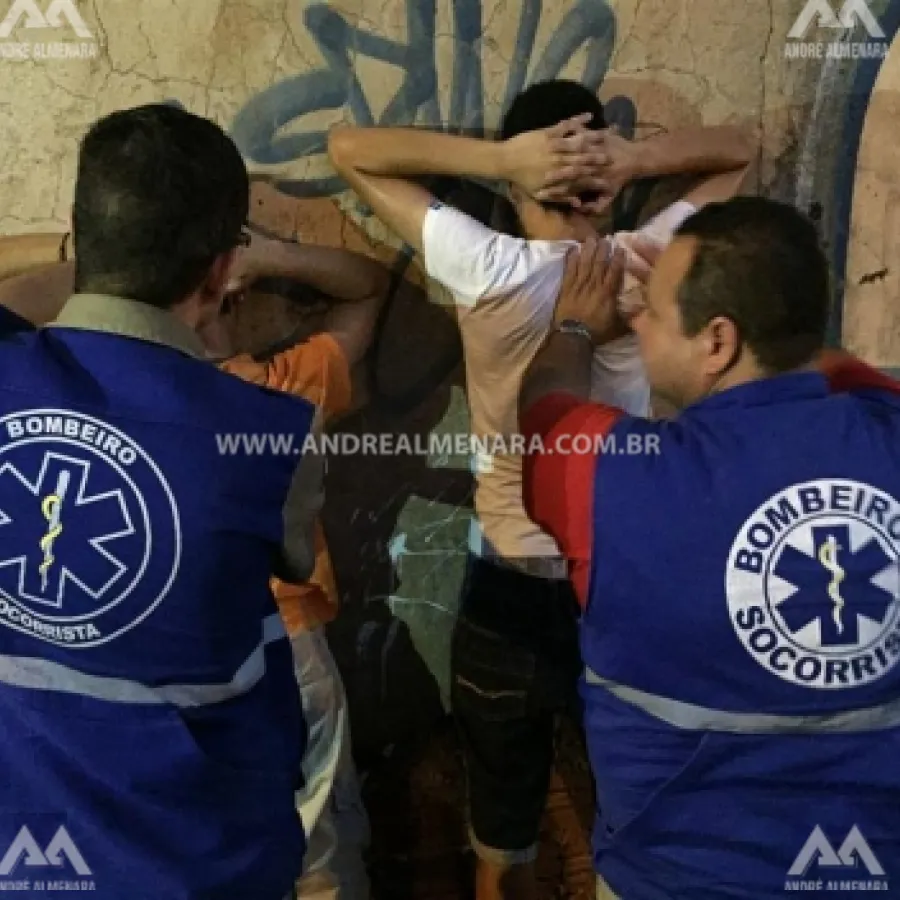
[230,0,623,198]
[224,0,629,413]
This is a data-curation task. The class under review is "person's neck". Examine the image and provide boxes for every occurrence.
[521,208,597,242]
[169,291,211,334]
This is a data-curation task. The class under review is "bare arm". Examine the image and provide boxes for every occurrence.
[237,236,391,366]
[0,227,388,310]
[274,242,390,366]
[0,230,390,367]
[327,116,611,252]
[327,128,504,254]
[589,125,757,215]
[246,238,389,304]
[321,281,387,367]
[219,237,392,421]
[631,126,756,181]
[0,231,72,324]
[0,262,74,325]
[520,331,594,413]
[641,126,756,208]
[0,233,67,281]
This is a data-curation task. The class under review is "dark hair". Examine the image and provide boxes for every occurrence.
[500,80,605,210]
[675,197,830,373]
[72,103,249,309]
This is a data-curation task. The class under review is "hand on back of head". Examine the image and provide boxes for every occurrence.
[504,116,640,214]
[503,114,609,208]
[225,227,282,294]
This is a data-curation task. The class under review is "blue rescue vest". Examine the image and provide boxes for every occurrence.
[584,373,900,899]
[0,323,313,899]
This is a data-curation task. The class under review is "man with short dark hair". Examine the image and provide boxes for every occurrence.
[498,79,609,216]
[640,197,831,395]
[0,104,320,900]
[0,224,387,900]
[520,196,900,899]
[73,105,252,308]
[328,79,755,900]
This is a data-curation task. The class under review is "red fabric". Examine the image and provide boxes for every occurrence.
[820,350,900,397]
[521,392,624,607]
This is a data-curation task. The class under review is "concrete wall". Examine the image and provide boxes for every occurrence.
[0,0,898,761]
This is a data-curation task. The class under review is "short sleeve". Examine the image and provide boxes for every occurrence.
[616,199,697,314]
[638,199,696,243]
[220,333,352,424]
[520,393,625,607]
[421,201,572,309]
[819,350,900,397]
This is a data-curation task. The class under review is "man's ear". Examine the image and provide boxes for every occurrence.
[203,248,238,300]
[702,315,742,378]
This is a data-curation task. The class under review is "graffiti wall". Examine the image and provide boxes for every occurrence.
[0,0,898,890]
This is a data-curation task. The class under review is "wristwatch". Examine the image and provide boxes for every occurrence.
[554,319,594,345]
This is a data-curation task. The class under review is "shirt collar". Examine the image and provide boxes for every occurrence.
[48,293,206,360]
[686,371,829,413]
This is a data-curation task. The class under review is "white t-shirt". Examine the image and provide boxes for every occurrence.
[421,199,695,563]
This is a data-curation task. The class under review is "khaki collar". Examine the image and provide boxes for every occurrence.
[49,293,206,359]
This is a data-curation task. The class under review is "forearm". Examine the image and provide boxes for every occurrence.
[520,332,593,415]
[323,286,388,367]
[329,126,508,182]
[260,241,390,303]
[632,126,755,180]
[0,233,66,280]
[0,262,74,325]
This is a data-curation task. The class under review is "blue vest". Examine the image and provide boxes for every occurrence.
[0,325,313,899]
[584,373,900,899]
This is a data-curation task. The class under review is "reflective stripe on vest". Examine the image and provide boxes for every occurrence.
[596,874,621,900]
[585,666,900,733]
[0,612,286,708]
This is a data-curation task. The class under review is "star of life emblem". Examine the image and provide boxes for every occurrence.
[0,410,181,648]
[726,480,900,689]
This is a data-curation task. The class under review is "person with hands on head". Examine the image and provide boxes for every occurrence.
[520,196,900,900]
[212,225,385,900]
[328,78,755,900]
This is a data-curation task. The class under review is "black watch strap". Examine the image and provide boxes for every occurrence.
[554,319,594,344]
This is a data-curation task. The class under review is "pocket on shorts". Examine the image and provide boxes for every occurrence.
[451,615,536,722]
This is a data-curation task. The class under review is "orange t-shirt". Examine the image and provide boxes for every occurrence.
[219,333,352,634]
